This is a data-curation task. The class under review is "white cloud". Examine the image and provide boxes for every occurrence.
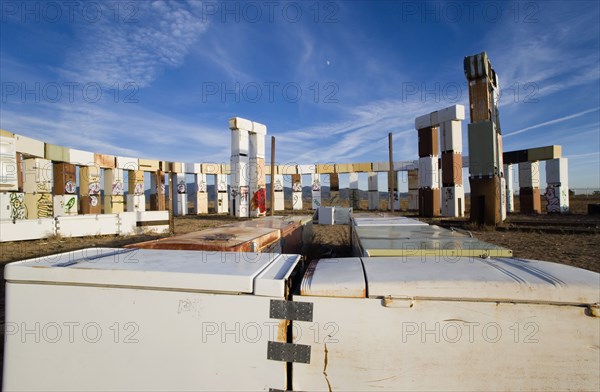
[62,1,208,88]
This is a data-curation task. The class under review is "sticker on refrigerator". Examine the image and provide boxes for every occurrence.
[65,181,76,194]
[90,195,99,207]
[177,181,186,194]
[240,186,249,203]
[274,179,283,192]
[65,196,76,211]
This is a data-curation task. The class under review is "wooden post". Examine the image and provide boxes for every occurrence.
[168,170,174,234]
[156,169,165,210]
[16,153,23,192]
[270,136,275,216]
[388,132,394,213]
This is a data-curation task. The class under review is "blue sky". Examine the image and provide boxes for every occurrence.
[1,0,599,190]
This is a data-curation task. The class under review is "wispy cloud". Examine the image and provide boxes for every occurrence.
[504,107,600,138]
[0,100,229,162]
[489,4,599,107]
[62,1,208,88]
[275,98,447,163]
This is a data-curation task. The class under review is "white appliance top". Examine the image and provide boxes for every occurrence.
[5,247,300,296]
[300,256,599,305]
[300,258,366,298]
[351,215,428,227]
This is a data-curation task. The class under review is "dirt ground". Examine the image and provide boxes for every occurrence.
[1,200,599,375]
[1,195,598,267]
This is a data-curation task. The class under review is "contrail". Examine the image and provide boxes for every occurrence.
[504,107,600,138]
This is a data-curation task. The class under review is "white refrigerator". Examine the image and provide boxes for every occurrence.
[3,248,302,391]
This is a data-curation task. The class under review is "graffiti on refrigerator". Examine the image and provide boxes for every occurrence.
[544,186,560,213]
[312,179,320,192]
[37,193,53,218]
[36,181,51,193]
[134,182,144,195]
[9,192,26,220]
[113,181,124,195]
[251,187,266,213]
[88,182,101,195]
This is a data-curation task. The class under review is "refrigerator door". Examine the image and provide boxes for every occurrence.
[292,257,600,391]
[351,225,512,258]
[5,247,297,294]
[4,248,301,391]
[351,215,427,227]
[363,256,599,304]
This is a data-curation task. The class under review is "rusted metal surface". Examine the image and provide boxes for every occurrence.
[224,215,312,254]
[127,226,281,252]
[128,215,312,254]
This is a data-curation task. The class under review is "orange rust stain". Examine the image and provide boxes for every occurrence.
[277,320,289,342]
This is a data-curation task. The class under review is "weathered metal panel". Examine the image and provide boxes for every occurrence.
[335,163,352,173]
[126,194,146,212]
[15,134,45,157]
[292,292,599,391]
[68,148,95,166]
[115,156,139,171]
[0,218,55,242]
[56,214,119,237]
[317,163,335,174]
[94,153,116,168]
[53,195,78,216]
[0,136,19,191]
[129,226,281,253]
[519,161,540,188]
[545,158,568,186]
[44,143,70,162]
[139,158,160,172]
[359,237,512,258]
[300,258,366,298]
[351,214,427,227]
[4,248,293,390]
[468,121,499,177]
[0,192,26,221]
[223,215,311,254]
[352,162,372,172]
[528,145,561,162]
[22,158,53,194]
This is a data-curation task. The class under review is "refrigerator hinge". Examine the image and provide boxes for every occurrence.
[270,299,313,322]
